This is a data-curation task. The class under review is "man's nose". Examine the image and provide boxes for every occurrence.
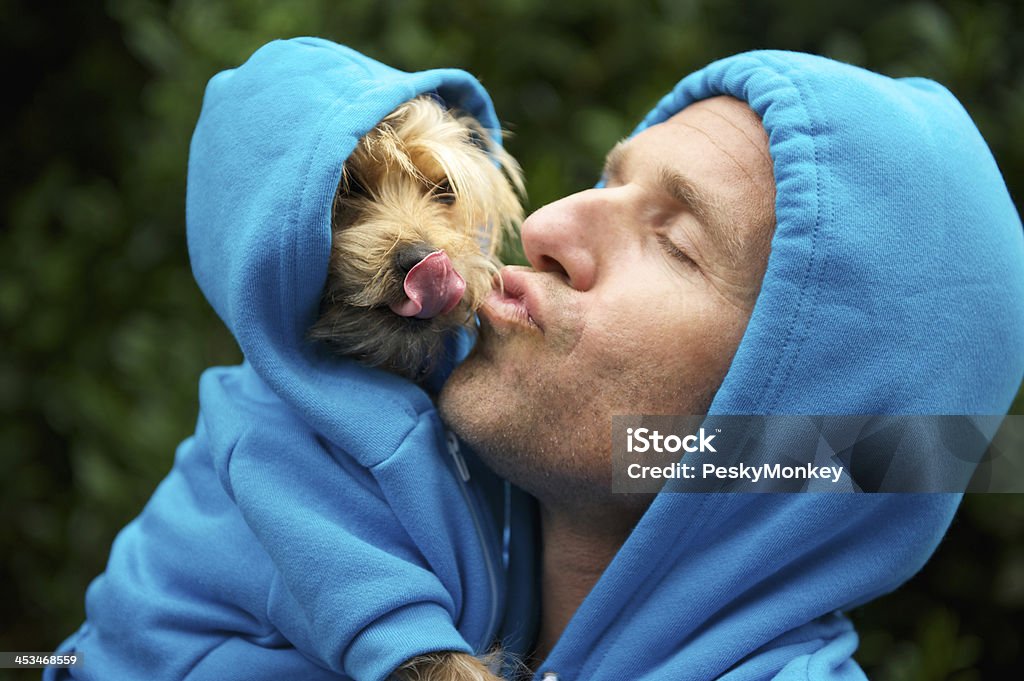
[521,188,619,291]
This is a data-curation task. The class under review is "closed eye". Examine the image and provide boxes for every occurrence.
[657,234,696,267]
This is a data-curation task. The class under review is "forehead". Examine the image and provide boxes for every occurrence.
[623,97,772,197]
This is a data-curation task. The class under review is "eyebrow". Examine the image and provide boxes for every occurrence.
[601,141,627,185]
[603,141,743,267]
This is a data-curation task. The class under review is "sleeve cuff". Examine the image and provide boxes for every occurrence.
[343,602,474,681]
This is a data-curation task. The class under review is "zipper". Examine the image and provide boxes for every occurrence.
[445,429,501,649]
[447,430,472,482]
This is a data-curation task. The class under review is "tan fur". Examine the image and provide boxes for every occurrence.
[310,96,524,380]
[392,650,508,681]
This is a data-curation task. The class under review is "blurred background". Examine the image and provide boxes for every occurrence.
[1,0,1022,678]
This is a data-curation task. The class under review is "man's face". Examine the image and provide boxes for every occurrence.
[439,96,775,514]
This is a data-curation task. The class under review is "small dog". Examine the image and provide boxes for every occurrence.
[310,94,524,382]
[310,96,524,679]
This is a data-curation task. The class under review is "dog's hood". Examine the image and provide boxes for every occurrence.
[529,52,1024,680]
[186,37,499,449]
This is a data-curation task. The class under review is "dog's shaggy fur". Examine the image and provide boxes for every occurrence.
[310,96,523,380]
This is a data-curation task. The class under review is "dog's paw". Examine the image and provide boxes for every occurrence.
[392,650,505,681]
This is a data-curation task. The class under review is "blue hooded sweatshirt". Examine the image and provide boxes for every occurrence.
[522,52,1023,680]
[46,38,533,681]
[47,45,1023,681]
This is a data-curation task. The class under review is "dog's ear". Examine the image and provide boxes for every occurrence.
[454,112,525,202]
[460,114,526,247]
[449,111,494,152]
[463,123,488,153]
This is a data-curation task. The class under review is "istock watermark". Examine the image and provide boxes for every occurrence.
[626,427,717,453]
[611,415,1024,493]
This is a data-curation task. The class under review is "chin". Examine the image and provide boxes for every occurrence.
[441,356,606,508]
[438,352,503,452]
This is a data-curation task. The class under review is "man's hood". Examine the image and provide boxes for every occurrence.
[186,38,497,454]
[536,52,1024,680]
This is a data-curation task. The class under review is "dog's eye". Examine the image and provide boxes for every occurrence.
[430,179,456,205]
[342,170,370,198]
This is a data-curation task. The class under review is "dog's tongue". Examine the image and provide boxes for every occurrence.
[390,250,466,319]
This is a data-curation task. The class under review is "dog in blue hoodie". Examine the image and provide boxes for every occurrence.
[309,93,522,381]
[46,38,528,681]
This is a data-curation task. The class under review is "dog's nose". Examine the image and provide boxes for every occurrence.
[395,242,440,273]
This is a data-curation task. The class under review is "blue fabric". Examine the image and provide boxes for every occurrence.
[47,38,524,681]
[530,52,1024,680]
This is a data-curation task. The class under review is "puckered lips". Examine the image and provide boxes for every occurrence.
[482,266,542,332]
[390,250,466,319]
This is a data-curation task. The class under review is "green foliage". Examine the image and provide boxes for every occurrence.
[1,0,1022,677]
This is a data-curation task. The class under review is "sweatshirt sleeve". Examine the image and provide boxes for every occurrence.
[217,418,473,681]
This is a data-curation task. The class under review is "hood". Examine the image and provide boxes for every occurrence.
[538,52,1024,680]
[186,37,496,455]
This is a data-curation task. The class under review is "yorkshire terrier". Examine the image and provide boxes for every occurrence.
[309,94,523,382]
[310,96,524,679]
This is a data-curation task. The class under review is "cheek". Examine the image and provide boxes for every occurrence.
[571,296,746,414]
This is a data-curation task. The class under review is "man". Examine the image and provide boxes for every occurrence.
[440,51,1024,679]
